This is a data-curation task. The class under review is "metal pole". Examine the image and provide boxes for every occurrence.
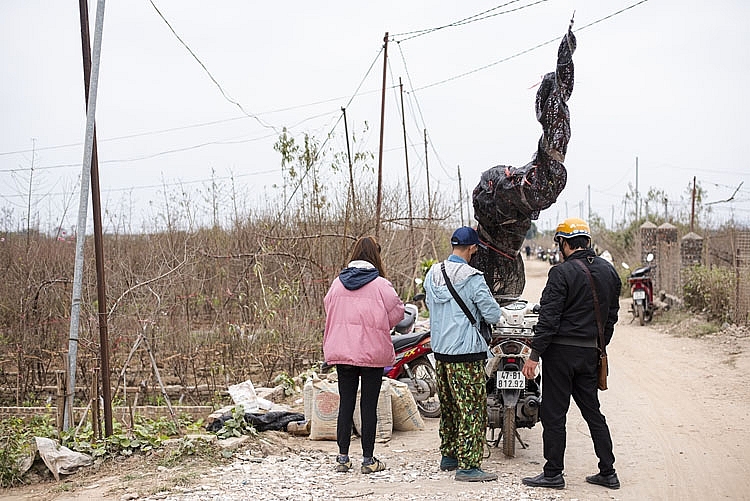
[341,107,355,259]
[399,79,414,263]
[375,32,388,239]
[424,129,431,220]
[457,166,464,226]
[66,0,106,430]
[635,156,639,222]
[691,176,696,232]
[78,0,113,437]
[341,108,356,210]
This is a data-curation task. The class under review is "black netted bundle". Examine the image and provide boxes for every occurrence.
[471,28,576,297]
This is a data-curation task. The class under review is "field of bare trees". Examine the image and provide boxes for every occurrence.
[0,178,459,410]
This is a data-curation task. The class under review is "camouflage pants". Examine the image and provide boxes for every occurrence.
[435,360,487,470]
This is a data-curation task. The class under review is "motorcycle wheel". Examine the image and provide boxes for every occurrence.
[636,304,645,326]
[502,406,516,457]
[410,358,441,418]
[645,308,654,323]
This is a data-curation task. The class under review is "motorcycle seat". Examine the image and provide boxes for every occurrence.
[630,265,652,278]
[391,331,430,351]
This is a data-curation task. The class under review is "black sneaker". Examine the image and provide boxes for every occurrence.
[522,472,565,489]
[586,472,620,489]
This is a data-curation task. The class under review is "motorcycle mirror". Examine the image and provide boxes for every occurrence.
[621,262,630,270]
[412,292,426,302]
[646,253,654,263]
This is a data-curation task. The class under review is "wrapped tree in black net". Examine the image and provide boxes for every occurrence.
[471,23,576,299]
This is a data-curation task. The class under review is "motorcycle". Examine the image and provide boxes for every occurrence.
[485,298,542,457]
[384,293,441,418]
[622,253,656,326]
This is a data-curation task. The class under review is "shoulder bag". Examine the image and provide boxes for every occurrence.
[573,258,609,391]
[440,262,493,344]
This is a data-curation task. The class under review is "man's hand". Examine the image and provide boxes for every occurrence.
[522,359,539,379]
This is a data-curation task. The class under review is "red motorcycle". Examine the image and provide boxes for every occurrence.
[384,294,441,418]
[623,253,656,326]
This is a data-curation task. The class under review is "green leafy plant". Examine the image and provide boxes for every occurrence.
[214,405,257,440]
[273,372,297,396]
[0,413,59,487]
[158,435,217,467]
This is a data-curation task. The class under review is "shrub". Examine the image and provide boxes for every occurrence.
[681,265,736,322]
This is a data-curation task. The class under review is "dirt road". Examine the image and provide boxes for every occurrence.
[521,257,750,500]
[4,257,749,500]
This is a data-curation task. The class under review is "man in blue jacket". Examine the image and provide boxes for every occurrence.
[425,226,501,482]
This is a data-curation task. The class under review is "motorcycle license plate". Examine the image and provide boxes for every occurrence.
[497,371,525,389]
[633,290,646,300]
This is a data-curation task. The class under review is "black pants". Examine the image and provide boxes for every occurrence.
[540,344,615,477]
[336,364,383,459]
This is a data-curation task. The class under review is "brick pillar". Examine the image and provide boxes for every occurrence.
[680,231,704,290]
[657,223,678,295]
[640,221,658,264]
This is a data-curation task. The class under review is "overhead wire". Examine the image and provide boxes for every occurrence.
[0,110,339,174]
[392,0,550,43]
[394,41,455,183]
[148,0,279,134]
[269,47,385,228]
[0,169,281,200]
[411,0,651,93]
[5,0,701,229]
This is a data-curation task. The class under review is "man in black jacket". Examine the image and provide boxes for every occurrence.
[521,218,621,490]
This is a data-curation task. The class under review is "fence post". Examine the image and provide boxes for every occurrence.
[735,231,750,325]
[56,370,66,434]
[91,367,100,439]
[657,223,678,295]
[680,231,704,294]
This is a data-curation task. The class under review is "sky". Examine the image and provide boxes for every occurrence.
[1,0,749,235]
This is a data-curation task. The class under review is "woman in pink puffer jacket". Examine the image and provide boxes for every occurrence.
[323,236,404,475]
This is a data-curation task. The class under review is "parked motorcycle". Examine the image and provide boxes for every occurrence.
[622,253,656,326]
[485,298,542,457]
[384,294,441,418]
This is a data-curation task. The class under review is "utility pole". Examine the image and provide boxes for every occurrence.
[691,176,696,232]
[424,129,432,220]
[375,32,388,239]
[26,139,35,252]
[399,78,415,264]
[67,0,106,432]
[78,0,113,436]
[457,166,464,226]
[635,156,639,222]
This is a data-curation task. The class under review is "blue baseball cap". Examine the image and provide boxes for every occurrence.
[450,226,486,248]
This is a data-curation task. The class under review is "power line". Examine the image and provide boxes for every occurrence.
[0,169,281,199]
[392,0,550,42]
[148,0,279,133]
[411,0,650,93]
